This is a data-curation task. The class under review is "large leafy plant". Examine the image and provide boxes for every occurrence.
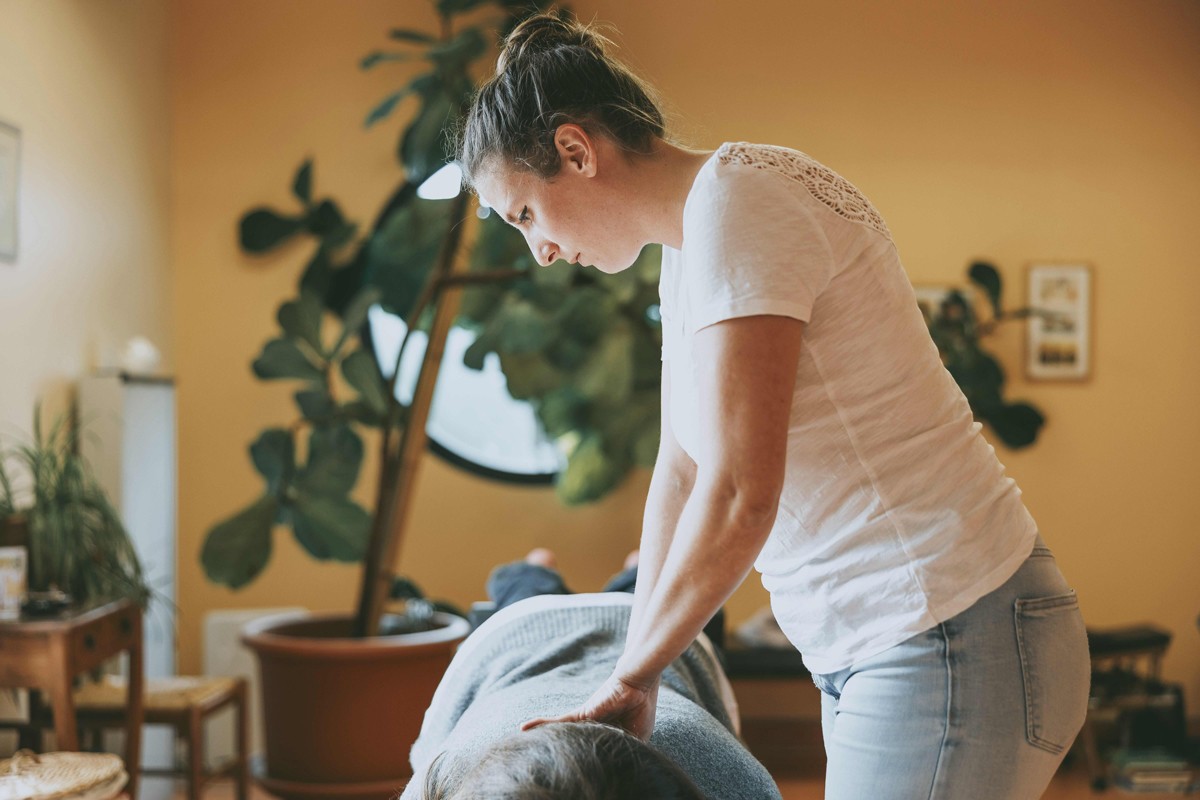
[201,2,665,635]
[922,260,1047,448]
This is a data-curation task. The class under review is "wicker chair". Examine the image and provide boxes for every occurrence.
[71,675,249,800]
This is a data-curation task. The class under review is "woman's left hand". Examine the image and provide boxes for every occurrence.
[521,673,661,741]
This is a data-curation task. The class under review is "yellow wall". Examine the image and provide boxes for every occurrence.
[0,0,172,440]
[171,0,1200,709]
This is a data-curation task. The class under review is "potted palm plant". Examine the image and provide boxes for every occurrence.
[0,407,149,609]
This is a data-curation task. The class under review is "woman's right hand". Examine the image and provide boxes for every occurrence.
[521,673,662,741]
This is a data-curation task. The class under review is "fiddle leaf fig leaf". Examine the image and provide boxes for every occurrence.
[366,198,451,319]
[290,493,370,562]
[342,349,389,414]
[298,423,363,497]
[556,435,621,506]
[240,209,304,254]
[342,399,392,428]
[986,402,1045,450]
[499,352,564,400]
[632,417,661,467]
[201,495,277,590]
[557,287,618,343]
[400,87,454,183]
[575,325,634,406]
[531,263,574,290]
[252,338,324,383]
[361,51,418,70]
[295,389,336,422]
[332,286,383,358]
[496,298,554,354]
[460,282,506,323]
[426,25,488,71]
[968,261,1003,317]
[536,388,586,438]
[249,428,295,495]
[389,28,436,44]
[633,244,663,284]
[463,323,499,371]
[277,290,325,357]
[307,200,348,238]
[300,248,334,298]
[292,160,313,206]
[389,576,426,602]
[593,265,640,305]
[365,87,417,128]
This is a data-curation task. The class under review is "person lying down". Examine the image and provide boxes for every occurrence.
[399,550,782,800]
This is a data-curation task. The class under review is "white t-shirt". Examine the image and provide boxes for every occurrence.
[659,142,1037,674]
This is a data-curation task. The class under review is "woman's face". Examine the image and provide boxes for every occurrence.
[473,128,644,274]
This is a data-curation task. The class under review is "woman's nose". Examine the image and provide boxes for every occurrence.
[535,241,559,267]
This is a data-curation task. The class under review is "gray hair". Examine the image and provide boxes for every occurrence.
[418,721,706,800]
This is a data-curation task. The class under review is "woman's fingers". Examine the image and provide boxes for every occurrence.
[519,674,661,738]
[520,712,581,731]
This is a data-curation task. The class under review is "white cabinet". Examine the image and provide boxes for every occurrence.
[79,372,176,790]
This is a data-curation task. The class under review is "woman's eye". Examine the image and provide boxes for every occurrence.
[518,206,530,224]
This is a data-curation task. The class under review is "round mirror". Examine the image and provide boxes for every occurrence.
[366,306,565,484]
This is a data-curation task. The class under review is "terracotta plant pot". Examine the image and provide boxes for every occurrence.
[242,610,469,800]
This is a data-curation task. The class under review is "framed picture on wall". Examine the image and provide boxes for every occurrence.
[1025,263,1092,381]
[0,120,19,263]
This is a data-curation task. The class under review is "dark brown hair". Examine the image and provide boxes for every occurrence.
[418,721,706,800]
[455,8,667,187]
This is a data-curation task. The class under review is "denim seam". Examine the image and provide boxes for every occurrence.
[926,622,953,799]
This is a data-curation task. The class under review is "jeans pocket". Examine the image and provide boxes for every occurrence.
[1014,590,1090,754]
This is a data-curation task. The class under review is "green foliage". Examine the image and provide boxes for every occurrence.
[201,495,276,591]
[457,242,665,504]
[0,408,150,607]
[202,0,657,599]
[923,261,1046,448]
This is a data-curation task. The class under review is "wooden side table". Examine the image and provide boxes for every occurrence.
[0,598,143,799]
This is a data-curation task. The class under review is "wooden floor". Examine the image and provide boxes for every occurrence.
[156,758,1184,799]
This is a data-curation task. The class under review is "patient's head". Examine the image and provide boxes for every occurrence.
[419,720,706,799]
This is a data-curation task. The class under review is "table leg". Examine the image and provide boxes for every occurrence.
[124,612,144,800]
[19,691,44,752]
[47,638,78,751]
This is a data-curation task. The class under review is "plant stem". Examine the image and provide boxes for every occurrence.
[354,190,474,637]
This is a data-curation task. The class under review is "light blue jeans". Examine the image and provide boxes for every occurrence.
[810,535,1090,799]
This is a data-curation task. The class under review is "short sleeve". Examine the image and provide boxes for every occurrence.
[683,165,836,334]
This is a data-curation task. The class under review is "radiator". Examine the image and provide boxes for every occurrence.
[202,607,305,766]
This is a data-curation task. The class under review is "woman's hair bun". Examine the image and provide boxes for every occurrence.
[497,10,610,73]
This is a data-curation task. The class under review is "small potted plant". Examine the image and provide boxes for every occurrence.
[921,260,1047,449]
[0,407,149,609]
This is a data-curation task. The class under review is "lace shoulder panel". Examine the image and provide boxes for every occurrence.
[718,142,892,241]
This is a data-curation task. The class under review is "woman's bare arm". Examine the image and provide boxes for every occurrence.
[615,314,803,687]
[523,314,802,740]
[626,367,697,648]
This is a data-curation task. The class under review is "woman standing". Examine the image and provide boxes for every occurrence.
[457,10,1090,798]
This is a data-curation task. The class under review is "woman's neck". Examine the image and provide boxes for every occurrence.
[625,140,715,250]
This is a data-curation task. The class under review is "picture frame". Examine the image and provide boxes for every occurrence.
[1025,263,1092,381]
[0,120,19,263]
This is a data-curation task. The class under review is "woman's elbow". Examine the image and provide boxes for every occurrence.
[699,472,782,530]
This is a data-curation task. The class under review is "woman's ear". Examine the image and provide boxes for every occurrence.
[554,123,598,177]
